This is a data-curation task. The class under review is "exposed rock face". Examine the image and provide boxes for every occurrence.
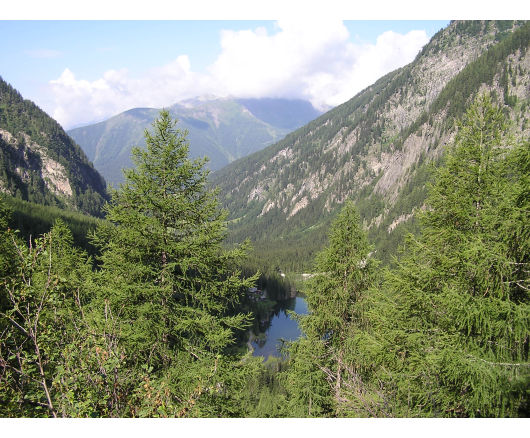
[1,128,72,199]
[212,21,530,260]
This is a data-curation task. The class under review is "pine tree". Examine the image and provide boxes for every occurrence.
[91,110,257,416]
[379,95,530,416]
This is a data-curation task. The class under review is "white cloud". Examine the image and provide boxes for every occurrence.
[208,19,353,106]
[49,56,212,128]
[312,29,429,109]
[48,21,429,128]
[208,21,429,110]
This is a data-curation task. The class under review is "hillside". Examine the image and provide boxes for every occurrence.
[211,20,530,270]
[68,97,322,185]
[0,77,108,217]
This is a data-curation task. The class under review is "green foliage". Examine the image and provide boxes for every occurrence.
[357,96,529,417]
[279,96,529,418]
[2,195,104,255]
[88,110,258,416]
[1,111,260,417]
[282,337,332,417]
[0,198,17,283]
[305,202,378,338]
[0,218,107,417]
[285,202,379,416]
[2,24,529,419]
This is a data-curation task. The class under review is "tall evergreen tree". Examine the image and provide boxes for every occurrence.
[0,113,260,418]
[91,110,257,416]
[285,201,378,416]
[377,95,529,416]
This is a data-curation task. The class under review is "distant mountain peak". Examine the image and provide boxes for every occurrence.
[69,96,323,185]
[178,95,227,108]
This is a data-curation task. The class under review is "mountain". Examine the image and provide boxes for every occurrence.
[68,97,322,185]
[235,98,326,129]
[211,20,530,271]
[0,77,108,217]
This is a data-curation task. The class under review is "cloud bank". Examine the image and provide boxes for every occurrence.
[49,20,429,128]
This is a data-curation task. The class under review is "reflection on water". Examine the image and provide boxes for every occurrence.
[252,296,308,359]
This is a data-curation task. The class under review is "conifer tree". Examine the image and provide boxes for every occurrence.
[379,95,529,416]
[286,201,378,416]
[91,110,257,416]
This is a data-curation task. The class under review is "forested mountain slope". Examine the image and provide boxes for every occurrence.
[0,77,108,217]
[212,20,530,270]
[68,97,322,185]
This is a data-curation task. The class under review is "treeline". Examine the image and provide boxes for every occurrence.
[2,196,104,255]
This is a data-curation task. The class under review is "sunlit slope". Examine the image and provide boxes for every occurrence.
[212,20,530,270]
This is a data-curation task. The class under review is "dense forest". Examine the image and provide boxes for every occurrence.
[285,96,529,417]
[1,97,528,417]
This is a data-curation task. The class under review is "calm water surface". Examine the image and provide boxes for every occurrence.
[252,296,308,359]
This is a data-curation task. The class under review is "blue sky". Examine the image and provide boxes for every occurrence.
[1,19,451,128]
[2,0,523,129]
[0,20,448,89]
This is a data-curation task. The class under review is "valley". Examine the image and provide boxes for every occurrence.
[212,20,530,270]
[0,19,528,419]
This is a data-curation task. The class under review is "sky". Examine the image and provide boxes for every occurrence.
[1,1,526,130]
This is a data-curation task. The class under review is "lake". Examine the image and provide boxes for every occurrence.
[251,296,308,359]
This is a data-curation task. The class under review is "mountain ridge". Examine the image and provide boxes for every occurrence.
[0,77,108,217]
[211,20,530,270]
[68,97,323,185]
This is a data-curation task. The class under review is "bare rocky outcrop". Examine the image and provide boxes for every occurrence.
[0,128,73,200]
